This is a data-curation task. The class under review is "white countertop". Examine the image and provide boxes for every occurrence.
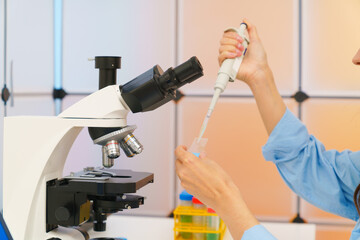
[88,215,316,240]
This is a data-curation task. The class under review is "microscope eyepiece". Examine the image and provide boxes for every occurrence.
[121,56,203,113]
[174,56,203,84]
[95,56,121,89]
[158,56,203,92]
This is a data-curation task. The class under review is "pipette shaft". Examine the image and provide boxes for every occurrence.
[197,23,249,140]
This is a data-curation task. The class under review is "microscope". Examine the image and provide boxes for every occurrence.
[2,56,203,240]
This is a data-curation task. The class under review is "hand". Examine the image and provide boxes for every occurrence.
[219,19,286,135]
[218,19,271,86]
[175,145,239,211]
[175,145,259,239]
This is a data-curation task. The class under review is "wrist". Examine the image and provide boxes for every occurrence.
[247,65,274,91]
[216,187,259,239]
[215,184,259,226]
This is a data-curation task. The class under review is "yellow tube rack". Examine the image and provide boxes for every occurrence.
[173,206,226,240]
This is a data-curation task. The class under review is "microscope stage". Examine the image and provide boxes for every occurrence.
[62,168,154,195]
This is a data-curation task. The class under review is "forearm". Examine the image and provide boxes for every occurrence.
[215,185,259,239]
[221,205,259,240]
[248,67,286,135]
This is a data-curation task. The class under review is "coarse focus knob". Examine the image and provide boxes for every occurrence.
[93,212,107,232]
[93,221,106,232]
[55,207,71,222]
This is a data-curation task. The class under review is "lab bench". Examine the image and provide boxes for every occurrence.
[88,215,316,240]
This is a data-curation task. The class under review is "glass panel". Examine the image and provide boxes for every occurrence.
[178,0,298,95]
[0,1,3,89]
[301,99,360,223]
[63,95,176,216]
[7,95,54,116]
[62,0,176,93]
[177,97,298,218]
[302,0,360,95]
[316,225,354,240]
[7,0,53,93]
[0,109,3,211]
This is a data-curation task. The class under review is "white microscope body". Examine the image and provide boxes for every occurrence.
[2,56,203,240]
[3,86,129,239]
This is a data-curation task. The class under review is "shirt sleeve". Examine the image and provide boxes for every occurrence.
[262,108,360,221]
[242,225,277,240]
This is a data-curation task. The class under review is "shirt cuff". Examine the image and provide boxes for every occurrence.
[262,108,309,163]
[242,224,277,240]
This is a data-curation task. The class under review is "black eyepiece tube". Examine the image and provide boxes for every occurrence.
[157,56,203,92]
[121,56,203,113]
[95,56,121,89]
[176,71,204,89]
[174,56,203,83]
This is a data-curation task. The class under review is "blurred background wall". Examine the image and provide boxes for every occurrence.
[1,0,360,239]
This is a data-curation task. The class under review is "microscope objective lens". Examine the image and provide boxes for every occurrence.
[120,140,135,158]
[105,140,121,158]
[102,145,115,168]
[122,134,143,154]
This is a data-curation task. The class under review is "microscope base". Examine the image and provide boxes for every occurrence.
[47,168,154,233]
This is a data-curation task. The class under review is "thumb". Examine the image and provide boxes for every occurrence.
[243,19,260,43]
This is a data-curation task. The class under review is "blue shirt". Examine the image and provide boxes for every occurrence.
[242,108,360,239]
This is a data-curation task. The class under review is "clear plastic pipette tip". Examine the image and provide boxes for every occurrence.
[197,115,209,142]
[197,89,221,142]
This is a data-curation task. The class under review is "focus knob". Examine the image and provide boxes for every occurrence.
[55,206,71,222]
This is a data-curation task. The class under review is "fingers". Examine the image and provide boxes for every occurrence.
[175,145,187,159]
[175,159,183,179]
[175,154,195,192]
[218,51,236,66]
[199,151,207,159]
[220,37,240,48]
[218,45,236,54]
[218,32,245,66]
[219,45,244,55]
[175,145,197,164]
[223,31,243,43]
[220,33,245,51]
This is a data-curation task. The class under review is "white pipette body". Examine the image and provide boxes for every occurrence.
[198,23,249,140]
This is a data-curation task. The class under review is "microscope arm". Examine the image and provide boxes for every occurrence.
[59,85,130,122]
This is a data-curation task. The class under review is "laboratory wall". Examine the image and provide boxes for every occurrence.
[177,0,360,239]
[1,0,360,239]
[0,0,3,214]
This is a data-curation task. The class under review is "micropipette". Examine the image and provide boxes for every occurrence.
[198,23,250,141]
